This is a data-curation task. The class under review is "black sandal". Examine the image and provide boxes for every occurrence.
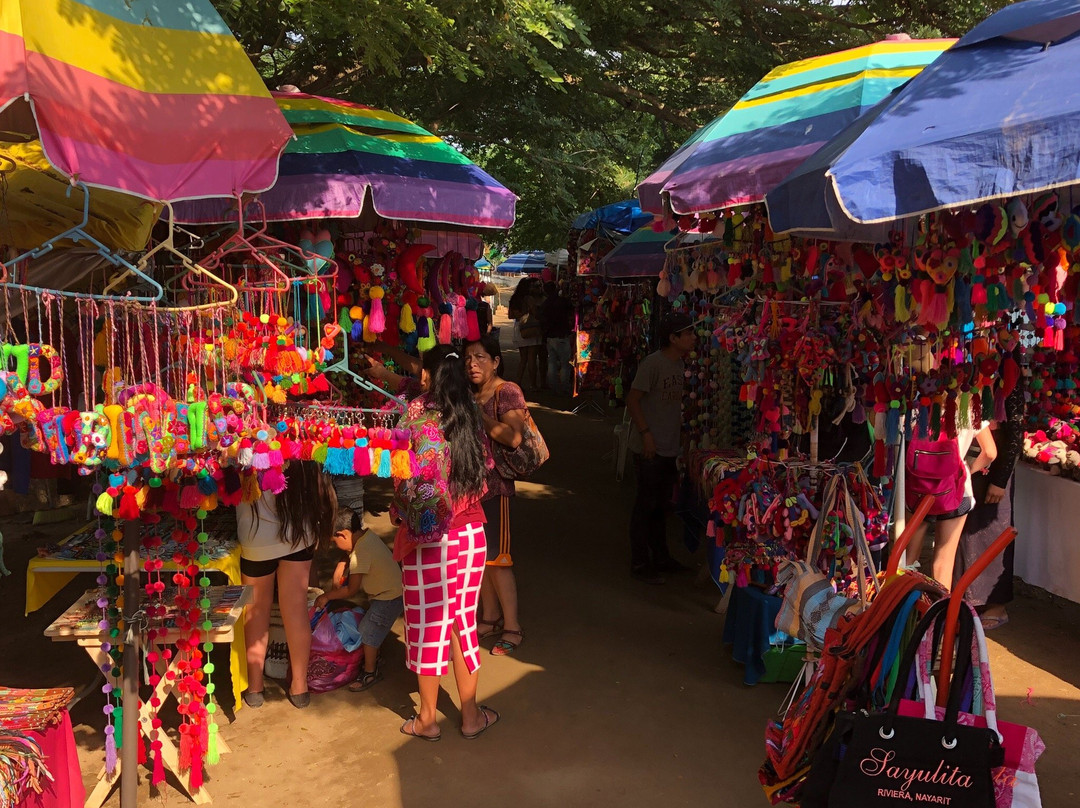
[478,616,504,640]
[348,667,383,692]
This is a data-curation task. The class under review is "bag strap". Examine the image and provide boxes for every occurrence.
[806,474,843,565]
[839,476,880,606]
[886,599,975,732]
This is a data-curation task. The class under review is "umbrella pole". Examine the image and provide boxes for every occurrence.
[121,517,141,806]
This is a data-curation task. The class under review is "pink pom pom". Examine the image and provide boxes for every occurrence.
[260,466,287,494]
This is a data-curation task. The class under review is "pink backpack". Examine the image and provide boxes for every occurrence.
[905,436,966,516]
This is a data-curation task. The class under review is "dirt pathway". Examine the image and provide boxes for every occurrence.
[2,317,1078,806]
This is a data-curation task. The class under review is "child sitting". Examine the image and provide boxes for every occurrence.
[314,510,404,692]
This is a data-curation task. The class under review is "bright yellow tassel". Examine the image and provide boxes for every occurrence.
[96,491,115,516]
[399,303,416,334]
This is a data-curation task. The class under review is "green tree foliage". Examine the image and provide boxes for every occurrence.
[214,0,1010,250]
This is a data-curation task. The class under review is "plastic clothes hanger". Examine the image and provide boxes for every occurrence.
[321,310,405,411]
[2,182,164,302]
[200,198,336,293]
[102,203,238,312]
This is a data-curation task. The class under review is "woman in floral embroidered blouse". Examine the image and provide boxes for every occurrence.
[391,345,501,741]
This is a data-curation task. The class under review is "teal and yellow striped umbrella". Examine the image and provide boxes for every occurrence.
[637,36,953,216]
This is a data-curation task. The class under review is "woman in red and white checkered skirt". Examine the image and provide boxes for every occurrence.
[391,345,501,742]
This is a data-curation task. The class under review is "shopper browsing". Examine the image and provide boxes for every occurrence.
[625,314,697,585]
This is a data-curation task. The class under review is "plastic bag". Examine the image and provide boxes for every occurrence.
[306,605,364,693]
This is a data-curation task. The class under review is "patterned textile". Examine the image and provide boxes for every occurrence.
[392,395,455,544]
[402,523,487,677]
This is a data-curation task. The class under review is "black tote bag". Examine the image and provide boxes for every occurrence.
[802,599,1003,808]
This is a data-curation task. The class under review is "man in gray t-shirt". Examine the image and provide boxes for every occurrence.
[625,313,696,584]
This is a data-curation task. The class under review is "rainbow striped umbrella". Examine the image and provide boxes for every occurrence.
[0,0,291,202]
[178,92,517,229]
[599,226,673,278]
[637,36,953,216]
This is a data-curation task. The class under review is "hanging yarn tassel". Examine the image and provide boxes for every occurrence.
[994,388,1006,423]
[958,390,971,430]
[353,438,371,476]
[105,729,118,776]
[399,303,416,334]
[179,483,202,510]
[873,438,887,478]
[312,443,329,465]
[117,485,141,520]
[260,466,288,494]
[378,446,392,478]
[894,285,910,322]
[251,443,271,470]
[916,403,930,439]
[196,471,217,497]
[137,734,147,766]
[885,405,901,446]
[152,742,166,785]
[929,401,942,440]
[369,286,386,333]
[465,301,481,342]
[944,393,958,439]
[438,313,452,345]
[451,294,468,339]
[241,471,262,504]
[96,490,115,516]
[206,723,220,766]
[981,386,994,425]
[220,467,243,506]
[237,438,254,468]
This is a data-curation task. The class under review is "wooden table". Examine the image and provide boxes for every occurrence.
[27,515,247,709]
[45,585,252,807]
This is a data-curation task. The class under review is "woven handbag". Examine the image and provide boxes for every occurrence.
[491,385,550,479]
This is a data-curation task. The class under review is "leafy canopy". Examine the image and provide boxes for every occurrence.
[214,0,1010,249]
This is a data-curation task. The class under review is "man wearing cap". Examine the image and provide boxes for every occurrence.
[626,314,697,584]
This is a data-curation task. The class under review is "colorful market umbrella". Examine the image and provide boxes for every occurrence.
[497,251,547,274]
[637,35,954,216]
[177,92,517,229]
[767,0,1080,228]
[0,0,291,203]
[599,226,673,278]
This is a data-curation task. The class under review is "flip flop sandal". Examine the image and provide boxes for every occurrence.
[980,614,1009,631]
[461,706,501,740]
[400,717,441,742]
[491,630,523,656]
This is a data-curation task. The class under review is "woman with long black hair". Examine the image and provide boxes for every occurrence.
[238,460,337,709]
[392,345,500,741]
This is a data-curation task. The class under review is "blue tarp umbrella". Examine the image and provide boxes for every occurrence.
[767,0,1080,231]
[497,250,547,273]
[571,200,654,236]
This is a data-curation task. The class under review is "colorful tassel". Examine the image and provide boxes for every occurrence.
[369,286,386,333]
[96,490,115,516]
[260,466,287,495]
[438,314,452,345]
